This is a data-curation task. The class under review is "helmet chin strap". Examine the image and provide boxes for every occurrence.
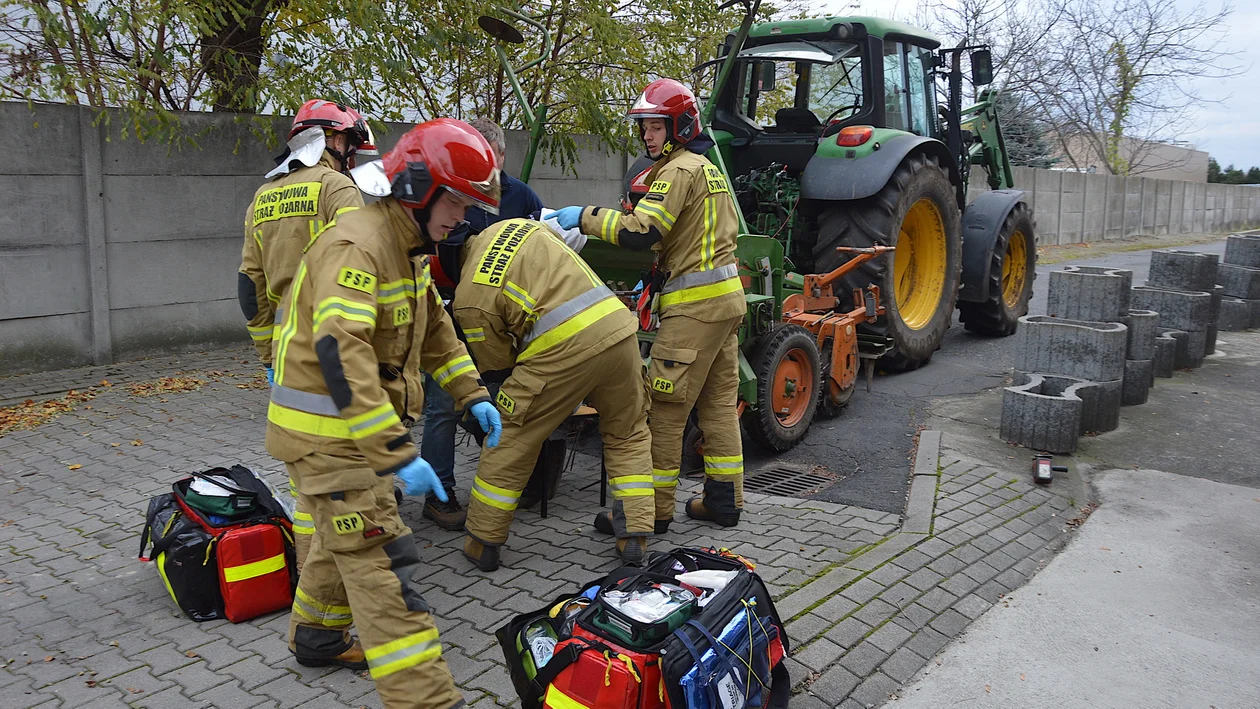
[325,146,350,174]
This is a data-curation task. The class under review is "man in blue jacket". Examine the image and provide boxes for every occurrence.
[421,118,544,530]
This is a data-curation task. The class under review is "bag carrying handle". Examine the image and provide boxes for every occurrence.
[187,468,252,496]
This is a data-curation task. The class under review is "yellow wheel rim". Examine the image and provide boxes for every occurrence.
[1002,230,1028,309]
[893,198,948,330]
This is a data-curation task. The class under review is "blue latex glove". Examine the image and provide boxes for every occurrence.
[397,457,447,500]
[469,401,502,448]
[552,205,584,231]
[265,366,275,386]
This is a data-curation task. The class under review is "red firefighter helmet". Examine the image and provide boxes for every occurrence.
[627,78,701,148]
[290,99,376,156]
[383,118,501,213]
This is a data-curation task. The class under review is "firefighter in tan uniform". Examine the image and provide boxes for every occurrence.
[554,78,745,530]
[239,99,375,571]
[266,119,503,708]
[453,218,653,569]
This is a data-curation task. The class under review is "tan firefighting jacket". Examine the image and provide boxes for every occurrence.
[266,198,489,485]
[239,153,364,365]
[453,218,638,386]
[579,148,745,322]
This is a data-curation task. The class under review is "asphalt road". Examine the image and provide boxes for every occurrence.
[750,239,1232,513]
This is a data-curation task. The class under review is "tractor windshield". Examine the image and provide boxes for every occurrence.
[732,40,864,133]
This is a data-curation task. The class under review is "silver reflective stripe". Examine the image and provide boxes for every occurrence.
[349,409,394,434]
[378,282,416,300]
[274,307,286,325]
[661,263,739,294]
[472,480,520,506]
[294,595,352,623]
[704,460,744,470]
[520,286,616,347]
[610,480,654,492]
[271,385,340,416]
[367,637,440,674]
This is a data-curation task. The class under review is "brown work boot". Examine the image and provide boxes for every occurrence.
[294,638,368,671]
[616,537,647,565]
[463,536,500,572]
[685,497,740,528]
[423,493,467,532]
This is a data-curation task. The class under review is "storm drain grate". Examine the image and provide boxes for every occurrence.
[744,465,837,497]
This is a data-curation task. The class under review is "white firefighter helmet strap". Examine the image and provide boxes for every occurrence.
[264,127,328,179]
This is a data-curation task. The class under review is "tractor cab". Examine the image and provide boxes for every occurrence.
[706,18,942,176]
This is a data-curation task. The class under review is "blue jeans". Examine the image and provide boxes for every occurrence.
[421,373,460,493]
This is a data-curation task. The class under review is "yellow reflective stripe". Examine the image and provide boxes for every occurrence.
[273,262,307,385]
[365,629,441,679]
[433,355,476,388]
[544,684,589,709]
[247,323,273,342]
[609,474,655,498]
[464,327,486,342]
[154,552,179,606]
[223,553,287,583]
[601,209,621,245]
[658,276,743,307]
[313,297,377,331]
[471,476,521,511]
[503,281,537,316]
[518,297,625,362]
[703,455,743,463]
[334,206,358,217]
[702,197,717,270]
[653,467,680,488]
[635,201,676,231]
[347,402,400,438]
[268,401,352,439]
[377,278,417,305]
[294,587,353,626]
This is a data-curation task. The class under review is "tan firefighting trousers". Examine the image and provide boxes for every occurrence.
[465,334,653,547]
[647,314,745,521]
[286,454,461,709]
[288,478,312,574]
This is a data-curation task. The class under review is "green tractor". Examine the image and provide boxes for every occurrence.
[479,7,1035,452]
[688,14,1036,369]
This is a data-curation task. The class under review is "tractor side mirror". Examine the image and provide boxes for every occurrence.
[970,49,994,86]
[758,61,776,91]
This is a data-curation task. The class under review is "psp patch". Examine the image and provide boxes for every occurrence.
[473,221,537,287]
[496,390,516,415]
[652,377,675,394]
[337,267,377,294]
[649,180,671,194]
[392,303,412,326]
[331,512,364,535]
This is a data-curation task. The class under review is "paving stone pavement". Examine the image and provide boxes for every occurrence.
[0,345,914,708]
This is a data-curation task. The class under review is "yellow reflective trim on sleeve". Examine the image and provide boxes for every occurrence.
[247,323,273,342]
[376,278,418,305]
[657,276,744,307]
[464,327,486,342]
[313,297,377,331]
[601,209,620,245]
[432,355,476,388]
[635,200,676,230]
[273,262,307,385]
[518,297,626,361]
[544,684,589,709]
[223,553,287,583]
[346,402,400,439]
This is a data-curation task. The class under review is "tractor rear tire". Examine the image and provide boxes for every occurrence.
[958,203,1036,336]
[813,153,962,370]
[743,325,821,452]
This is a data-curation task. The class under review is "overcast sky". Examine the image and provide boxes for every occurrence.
[805,0,1260,170]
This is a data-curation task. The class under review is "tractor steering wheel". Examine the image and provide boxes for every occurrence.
[824,104,862,125]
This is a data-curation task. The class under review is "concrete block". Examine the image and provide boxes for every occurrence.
[0,312,92,375]
[1078,378,1123,434]
[1218,298,1254,331]
[0,244,91,319]
[103,175,257,243]
[1155,329,1188,375]
[1001,373,1088,454]
[2,102,84,176]
[1130,286,1213,331]
[1125,309,1159,360]
[0,175,88,247]
[1121,359,1153,406]
[1046,266,1132,321]
[1216,263,1260,299]
[1224,234,1260,268]
[1206,285,1223,355]
[1015,315,1127,382]
[1147,249,1219,291]
[109,298,247,360]
[1182,329,1208,368]
[106,237,239,308]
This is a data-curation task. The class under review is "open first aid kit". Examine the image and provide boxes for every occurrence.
[496,547,790,709]
[139,465,296,623]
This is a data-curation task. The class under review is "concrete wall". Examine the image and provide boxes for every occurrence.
[0,103,630,376]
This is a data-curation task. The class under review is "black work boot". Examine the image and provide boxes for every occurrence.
[685,496,740,528]
[616,537,647,565]
[293,637,368,671]
[463,535,500,572]
[595,511,671,535]
[423,490,467,531]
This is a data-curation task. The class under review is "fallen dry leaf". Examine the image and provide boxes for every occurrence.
[1020,674,1026,681]
[1100,546,1111,551]
[44,656,54,662]
[985,684,991,693]
[184,651,199,658]
[67,464,82,471]
[0,390,96,436]
[127,687,144,694]
[935,658,942,666]
[111,443,120,447]
[131,439,142,446]
[100,380,112,387]
[126,376,205,398]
